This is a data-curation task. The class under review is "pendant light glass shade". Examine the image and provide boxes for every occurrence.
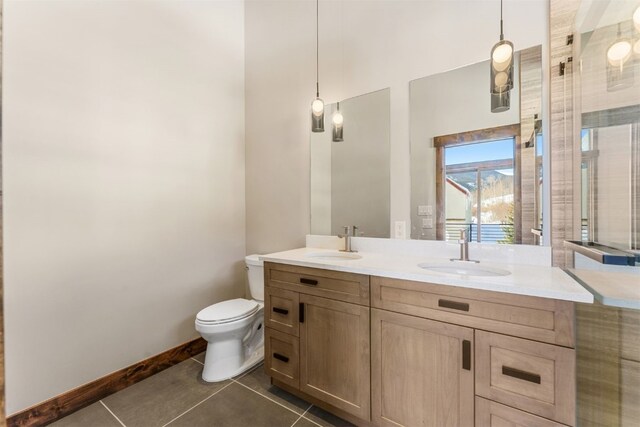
[607,59,634,91]
[607,39,632,67]
[490,40,514,94]
[606,23,634,92]
[634,6,640,32]
[332,102,343,142]
[312,96,325,132]
[491,91,510,113]
[606,51,634,92]
[490,0,513,112]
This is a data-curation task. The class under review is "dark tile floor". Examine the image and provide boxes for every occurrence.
[50,352,354,427]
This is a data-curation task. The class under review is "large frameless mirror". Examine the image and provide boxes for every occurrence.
[410,46,545,245]
[310,88,391,238]
[574,0,640,253]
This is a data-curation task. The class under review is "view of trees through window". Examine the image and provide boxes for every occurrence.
[444,138,515,243]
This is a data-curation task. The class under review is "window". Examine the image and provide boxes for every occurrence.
[434,123,521,244]
[444,138,515,243]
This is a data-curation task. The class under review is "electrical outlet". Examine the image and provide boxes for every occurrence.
[394,221,406,239]
[418,205,433,216]
[422,218,433,229]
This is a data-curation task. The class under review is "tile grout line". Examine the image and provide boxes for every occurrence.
[291,404,317,427]
[99,400,127,427]
[300,408,324,427]
[235,363,263,381]
[190,357,204,365]
[161,381,234,427]
[231,378,305,417]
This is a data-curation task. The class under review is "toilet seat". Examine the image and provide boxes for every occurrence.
[196,299,260,325]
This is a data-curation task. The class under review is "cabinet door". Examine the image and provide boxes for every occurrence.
[299,294,370,421]
[371,308,474,427]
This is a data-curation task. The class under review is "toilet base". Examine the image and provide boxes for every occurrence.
[201,343,264,383]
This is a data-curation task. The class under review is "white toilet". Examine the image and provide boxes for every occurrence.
[195,254,265,382]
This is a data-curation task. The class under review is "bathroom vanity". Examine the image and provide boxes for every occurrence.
[261,246,592,427]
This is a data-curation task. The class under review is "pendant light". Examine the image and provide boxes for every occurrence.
[332,102,344,142]
[311,0,324,132]
[490,0,513,113]
[607,24,632,68]
[607,23,634,92]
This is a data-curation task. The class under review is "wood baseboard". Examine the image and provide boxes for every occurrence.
[7,338,207,427]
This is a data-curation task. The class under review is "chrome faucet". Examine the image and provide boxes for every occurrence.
[452,229,479,263]
[339,225,358,253]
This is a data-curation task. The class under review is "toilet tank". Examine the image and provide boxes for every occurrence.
[245,254,264,301]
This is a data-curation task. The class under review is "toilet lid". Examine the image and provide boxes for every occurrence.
[196,299,259,324]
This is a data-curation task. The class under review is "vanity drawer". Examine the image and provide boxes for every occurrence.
[371,276,575,347]
[265,287,299,336]
[265,328,299,389]
[476,331,575,426]
[265,262,370,305]
[475,397,569,427]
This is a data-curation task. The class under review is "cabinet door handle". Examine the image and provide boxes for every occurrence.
[462,340,471,370]
[300,278,318,286]
[502,366,541,384]
[299,303,305,323]
[439,299,470,312]
[273,353,289,363]
[272,307,289,315]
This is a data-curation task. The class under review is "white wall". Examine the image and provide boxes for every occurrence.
[3,0,245,414]
[245,0,547,254]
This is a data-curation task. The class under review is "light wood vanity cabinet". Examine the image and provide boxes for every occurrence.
[264,263,577,427]
[371,308,474,427]
[264,262,371,422]
[371,276,576,427]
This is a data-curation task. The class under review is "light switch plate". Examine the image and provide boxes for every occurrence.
[418,205,428,216]
[394,221,406,239]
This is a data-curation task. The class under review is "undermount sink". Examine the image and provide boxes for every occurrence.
[306,251,362,261]
[417,262,511,277]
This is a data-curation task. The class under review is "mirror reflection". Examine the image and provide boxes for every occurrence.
[310,88,391,238]
[410,46,544,245]
[575,0,640,251]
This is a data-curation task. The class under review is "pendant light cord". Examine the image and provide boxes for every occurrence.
[316,0,320,97]
[500,0,504,40]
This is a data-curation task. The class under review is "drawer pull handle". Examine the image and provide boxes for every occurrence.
[502,366,541,384]
[300,278,318,286]
[299,303,305,323]
[272,307,289,315]
[273,353,289,363]
[439,299,470,312]
[462,340,471,370]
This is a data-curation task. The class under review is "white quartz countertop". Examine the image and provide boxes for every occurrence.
[567,269,640,309]
[261,247,594,303]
